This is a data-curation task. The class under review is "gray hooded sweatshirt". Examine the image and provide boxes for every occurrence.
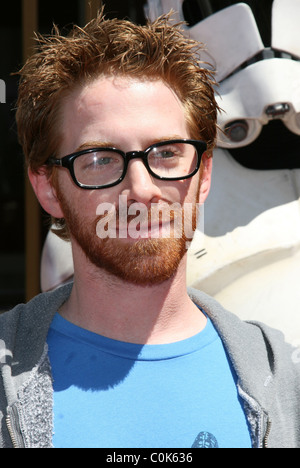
[0,283,299,448]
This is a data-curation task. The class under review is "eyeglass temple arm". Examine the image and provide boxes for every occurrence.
[46,157,63,166]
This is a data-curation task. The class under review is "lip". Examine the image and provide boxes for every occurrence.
[96,200,181,240]
[115,220,175,240]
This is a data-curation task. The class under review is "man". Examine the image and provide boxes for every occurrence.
[0,12,299,449]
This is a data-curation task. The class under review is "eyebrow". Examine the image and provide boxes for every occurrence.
[74,135,187,153]
[151,135,186,144]
[75,141,115,152]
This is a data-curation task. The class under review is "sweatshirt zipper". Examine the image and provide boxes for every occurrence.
[6,406,25,448]
[263,419,272,448]
[6,415,19,448]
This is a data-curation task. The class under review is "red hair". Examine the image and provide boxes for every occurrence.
[16,11,218,238]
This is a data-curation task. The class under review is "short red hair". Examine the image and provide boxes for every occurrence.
[16,11,218,238]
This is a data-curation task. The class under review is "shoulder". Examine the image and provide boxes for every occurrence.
[0,283,73,366]
[188,287,300,385]
[189,286,291,346]
[0,282,72,329]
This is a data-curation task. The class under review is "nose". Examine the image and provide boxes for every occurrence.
[121,158,162,206]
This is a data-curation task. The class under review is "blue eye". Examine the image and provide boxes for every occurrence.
[92,156,114,166]
[155,150,175,158]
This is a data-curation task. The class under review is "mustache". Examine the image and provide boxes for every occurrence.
[96,202,182,228]
[95,200,199,241]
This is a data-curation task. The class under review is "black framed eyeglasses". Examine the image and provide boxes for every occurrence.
[46,139,207,189]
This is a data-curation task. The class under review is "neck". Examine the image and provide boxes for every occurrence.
[59,249,206,344]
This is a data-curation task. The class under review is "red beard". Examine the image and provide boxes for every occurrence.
[57,192,198,285]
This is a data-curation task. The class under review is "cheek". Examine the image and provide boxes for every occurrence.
[154,177,194,203]
[176,176,200,205]
[56,169,118,216]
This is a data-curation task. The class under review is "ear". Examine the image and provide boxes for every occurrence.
[28,167,65,219]
[198,152,213,205]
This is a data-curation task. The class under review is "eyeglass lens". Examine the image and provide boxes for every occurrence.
[73,141,199,187]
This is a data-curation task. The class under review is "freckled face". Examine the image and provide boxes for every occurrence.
[55,76,203,284]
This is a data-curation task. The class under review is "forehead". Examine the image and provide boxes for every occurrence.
[59,76,189,153]
[70,75,183,110]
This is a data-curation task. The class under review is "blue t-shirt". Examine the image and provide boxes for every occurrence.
[47,313,251,448]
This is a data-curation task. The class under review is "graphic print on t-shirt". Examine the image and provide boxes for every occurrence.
[192,432,219,448]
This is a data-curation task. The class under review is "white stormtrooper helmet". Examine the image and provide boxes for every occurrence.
[145,0,300,150]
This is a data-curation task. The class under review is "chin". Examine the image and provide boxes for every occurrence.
[84,236,188,286]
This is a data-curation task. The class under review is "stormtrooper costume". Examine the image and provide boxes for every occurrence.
[41,0,300,346]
